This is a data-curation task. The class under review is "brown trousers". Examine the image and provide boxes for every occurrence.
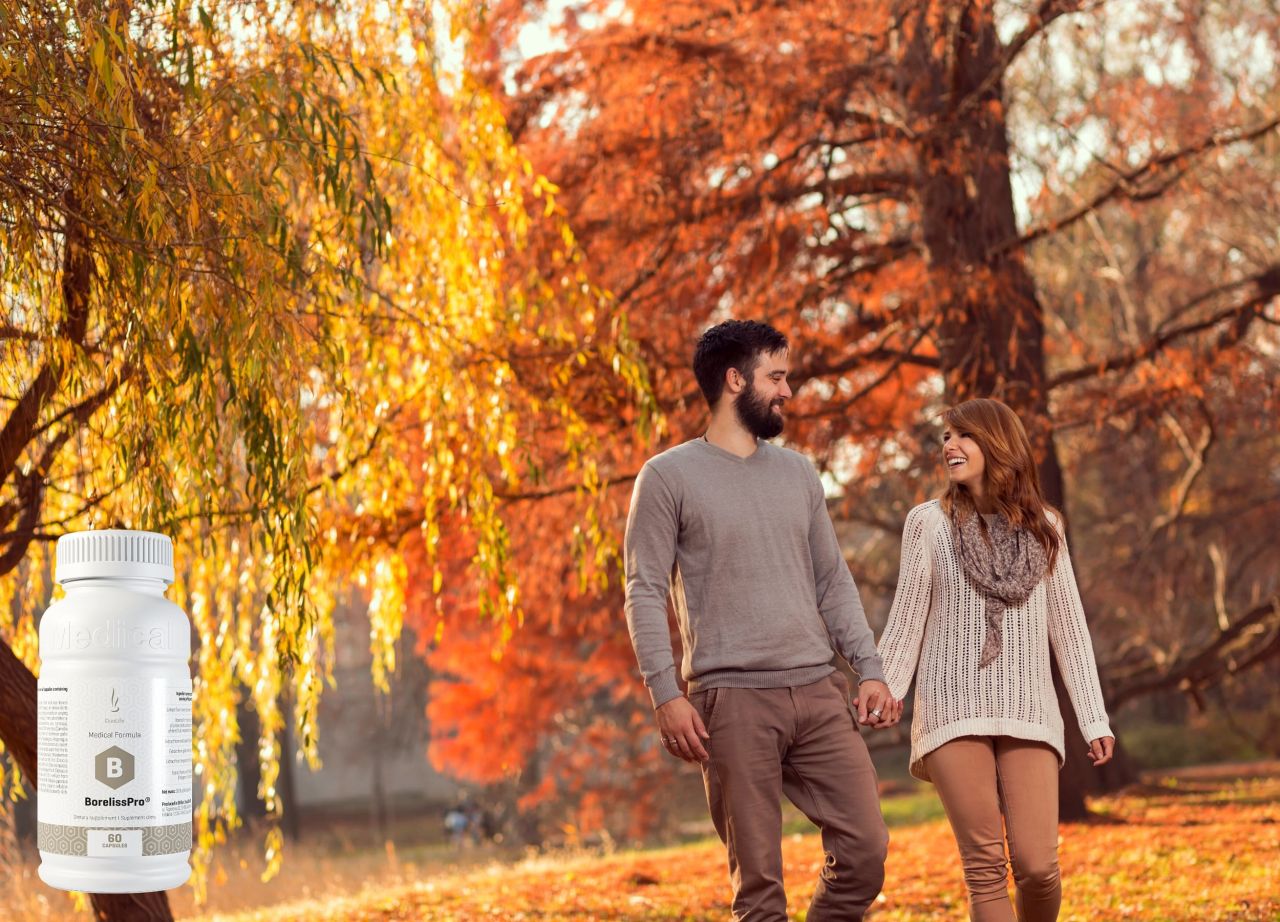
[924,736,1062,922]
[691,673,889,921]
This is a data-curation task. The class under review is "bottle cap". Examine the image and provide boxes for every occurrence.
[55,530,175,584]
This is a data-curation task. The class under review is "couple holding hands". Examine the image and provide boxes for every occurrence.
[624,320,1114,921]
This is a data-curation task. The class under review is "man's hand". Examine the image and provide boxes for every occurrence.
[853,679,899,728]
[656,696,711,763]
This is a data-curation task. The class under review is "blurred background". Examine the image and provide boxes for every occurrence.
[1,0,1277,919]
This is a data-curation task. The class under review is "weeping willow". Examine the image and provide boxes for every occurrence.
[0,0,654,899]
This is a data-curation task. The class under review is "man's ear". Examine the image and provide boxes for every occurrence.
[725,366,744,394]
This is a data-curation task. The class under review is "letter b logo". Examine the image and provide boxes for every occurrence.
[95,746,135,790]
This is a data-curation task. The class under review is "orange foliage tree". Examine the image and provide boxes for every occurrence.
[413,0,1280,833]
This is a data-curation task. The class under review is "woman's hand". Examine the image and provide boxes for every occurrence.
[853,682,903,729]
[1088,736,1115,766]
[868,695,903,729]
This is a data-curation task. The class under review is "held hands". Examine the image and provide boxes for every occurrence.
[655,696,711,763]
[1088,736,1115,766]
[853,679,902,729]
[656,680,903,761]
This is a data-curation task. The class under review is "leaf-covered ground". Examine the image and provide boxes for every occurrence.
[196,773,1278,921]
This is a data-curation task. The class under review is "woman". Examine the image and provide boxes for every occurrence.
[871,398,1114,922]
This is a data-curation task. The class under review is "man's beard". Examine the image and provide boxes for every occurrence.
[735,377,785,439]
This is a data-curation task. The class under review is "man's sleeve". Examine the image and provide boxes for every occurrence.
[623,463,683,707]
[807,466,886,685]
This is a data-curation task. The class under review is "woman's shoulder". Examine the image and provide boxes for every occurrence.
[904,499,945,535]
[907,498,943,521]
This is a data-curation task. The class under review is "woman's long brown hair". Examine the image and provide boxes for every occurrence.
[939,398,1062,571]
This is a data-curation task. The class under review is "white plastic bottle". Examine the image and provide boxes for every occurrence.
[37,529,192,893]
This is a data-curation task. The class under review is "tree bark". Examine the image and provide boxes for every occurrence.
[88,892,174,921]
[0,642,38,780]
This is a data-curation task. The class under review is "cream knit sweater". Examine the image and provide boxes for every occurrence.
[878,500,1112,782]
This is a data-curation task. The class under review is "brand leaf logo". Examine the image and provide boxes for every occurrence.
[109,688,120,713]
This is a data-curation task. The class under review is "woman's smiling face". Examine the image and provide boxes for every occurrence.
[942,427,986,491]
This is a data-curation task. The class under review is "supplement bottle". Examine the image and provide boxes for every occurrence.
[38,530,192,893]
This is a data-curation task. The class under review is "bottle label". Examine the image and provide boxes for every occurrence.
[37,677,192,857]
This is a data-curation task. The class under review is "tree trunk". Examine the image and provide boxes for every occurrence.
[371,737,389,844]
[13,774,36,847]
[902,2,1123,818]
[278,701,301,842]
[88,892,174,921]
[0,641,40,853]
[513,755,545,847]
[0,641,38,782]
[235,698,267,821]
[0,783,19,869]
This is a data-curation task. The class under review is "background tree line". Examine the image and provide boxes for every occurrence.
[2,1,1277,919]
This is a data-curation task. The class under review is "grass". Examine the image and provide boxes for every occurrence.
[782,787,945,837]
[3,765,1275,921]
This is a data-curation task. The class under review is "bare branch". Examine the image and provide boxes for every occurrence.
[0,363,59,488]
[799,344,942,384]
[496,473,638,503]
[1049,269,1279,389]
[1108,595,1280,709]
[993,115,1280,258]
[0,325,40,343]
[792,319,938,410]
[1146,408,1214,538]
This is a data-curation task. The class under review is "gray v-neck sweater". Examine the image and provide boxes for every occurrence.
[623,437,885,707]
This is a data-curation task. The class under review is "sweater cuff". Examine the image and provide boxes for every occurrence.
[1081,720,1113,744]
[853,656,886,687]
[647,667,683,709]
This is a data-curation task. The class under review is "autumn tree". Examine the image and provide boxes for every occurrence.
[0,1,649,919]
[409,0,1280,831]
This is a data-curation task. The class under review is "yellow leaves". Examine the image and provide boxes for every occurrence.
[90,34,107,88]
[187,181,203,236]
[260,825,284,884]
[2,0,653,908]
[367,555,407,693]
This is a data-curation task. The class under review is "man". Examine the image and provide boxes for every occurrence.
[624,319,894,921]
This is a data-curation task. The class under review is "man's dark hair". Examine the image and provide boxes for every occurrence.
[692,320,788,408]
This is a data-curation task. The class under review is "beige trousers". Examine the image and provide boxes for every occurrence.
[924,736,1062,922]
[691,673,889,921]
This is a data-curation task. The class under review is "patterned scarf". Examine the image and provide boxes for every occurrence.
[951,511,1048,668]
